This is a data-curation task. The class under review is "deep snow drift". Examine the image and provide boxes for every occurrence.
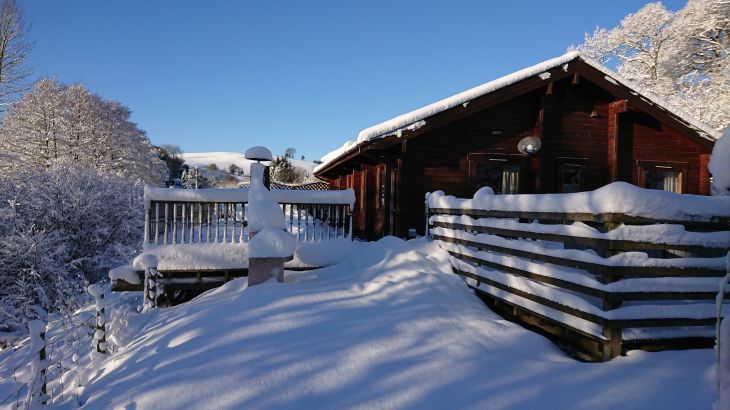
[69,238,716,410]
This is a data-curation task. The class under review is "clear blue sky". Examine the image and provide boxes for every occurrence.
[24,0,687,161]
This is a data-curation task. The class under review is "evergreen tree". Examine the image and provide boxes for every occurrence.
[270,155,302,183]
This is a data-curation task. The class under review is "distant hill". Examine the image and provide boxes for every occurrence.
[181,152,317,178]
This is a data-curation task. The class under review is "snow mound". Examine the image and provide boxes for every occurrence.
[249,227,296,258]
[75,238,717,409]
[709,126,730,195]
[137,254,158,269]
[109,265,140,284]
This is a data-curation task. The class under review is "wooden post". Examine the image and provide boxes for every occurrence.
[182,202,186,243]
[198,203,203,243]
[38,329,47,404]
[88,284,107,354]
[144,205,150,244]
[248,257,286,285]
[173,203,178,244]
[141,255,162,310]
[348,205,353,240]
[155,203,160,245]
[607,100,628,184]
[27,320,48,405]
[699,153,711,195]
[601,325,622,361]
[163,203,169,245]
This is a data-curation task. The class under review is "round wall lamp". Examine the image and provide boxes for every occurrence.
[518,136,542,156]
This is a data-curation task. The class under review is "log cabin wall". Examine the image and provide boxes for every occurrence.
[394,77,712,238]
[617,111,708,195]
[322,63,714,240]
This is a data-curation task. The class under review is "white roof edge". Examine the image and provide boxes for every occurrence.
[316,51,721,173]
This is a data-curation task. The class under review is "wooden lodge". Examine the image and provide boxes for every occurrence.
[314,52,721,240]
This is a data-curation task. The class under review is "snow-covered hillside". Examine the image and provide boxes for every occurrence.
[181,152,316,176]
[21,238,712,409]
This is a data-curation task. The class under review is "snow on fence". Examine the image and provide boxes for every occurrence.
[143,186,355,245]
[427,183,730,361]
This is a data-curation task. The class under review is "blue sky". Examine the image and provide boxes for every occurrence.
[25,0,686,161]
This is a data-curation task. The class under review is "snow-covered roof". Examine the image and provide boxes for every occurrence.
[315,52,721,173]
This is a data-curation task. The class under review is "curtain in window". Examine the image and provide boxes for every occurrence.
[502,167,520,194]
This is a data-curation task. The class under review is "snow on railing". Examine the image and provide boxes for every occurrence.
[143,186,355,245]
[428,185,730,362]
[427,182,730,225]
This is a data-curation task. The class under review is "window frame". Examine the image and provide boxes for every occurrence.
[556,157,588,193]
[637,160,688,194]
[467,153,526,195]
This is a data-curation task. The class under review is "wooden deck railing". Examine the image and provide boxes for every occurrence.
[427,189,730,361]
[143,187,355,245]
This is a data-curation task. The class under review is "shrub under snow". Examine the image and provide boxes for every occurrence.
[0,161,145,335]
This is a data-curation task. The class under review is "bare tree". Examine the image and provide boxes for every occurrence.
[0,0,31,110]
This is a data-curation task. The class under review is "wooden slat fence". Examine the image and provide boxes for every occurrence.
[427,191,730,362]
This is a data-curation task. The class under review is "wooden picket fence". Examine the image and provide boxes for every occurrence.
[144,201,352,245]
[427,192,730,361]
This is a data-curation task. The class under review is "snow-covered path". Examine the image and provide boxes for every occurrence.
[79,238,715,409]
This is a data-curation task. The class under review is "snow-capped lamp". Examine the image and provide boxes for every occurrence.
[246,146,273,189]
[518,136,542,156]
[245,145,295,285]
[244,146,273,162]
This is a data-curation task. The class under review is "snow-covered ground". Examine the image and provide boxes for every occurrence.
[2,237,717,409]
[181,152,316,176]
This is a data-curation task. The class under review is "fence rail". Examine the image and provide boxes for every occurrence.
[427,189,730,362]
[143,187,355,245]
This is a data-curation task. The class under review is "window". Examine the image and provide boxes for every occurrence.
[638,161,687,193]
[469,155,523,194]
[556,158,587,193]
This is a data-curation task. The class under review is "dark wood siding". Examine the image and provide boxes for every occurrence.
[323,64,715,239]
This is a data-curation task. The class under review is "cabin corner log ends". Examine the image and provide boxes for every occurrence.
[427,190,730,362]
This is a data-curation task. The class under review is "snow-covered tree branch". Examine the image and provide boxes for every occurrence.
[572,0,729,130]
[0,78,168,184]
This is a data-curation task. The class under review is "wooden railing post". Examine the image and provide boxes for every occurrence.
[144,203,150,244]
[424,192,431,238]
[601,324,622,361]
[141,254,162,310]
[26,320,48,406]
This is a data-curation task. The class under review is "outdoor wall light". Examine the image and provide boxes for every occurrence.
[518,136,542,156]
